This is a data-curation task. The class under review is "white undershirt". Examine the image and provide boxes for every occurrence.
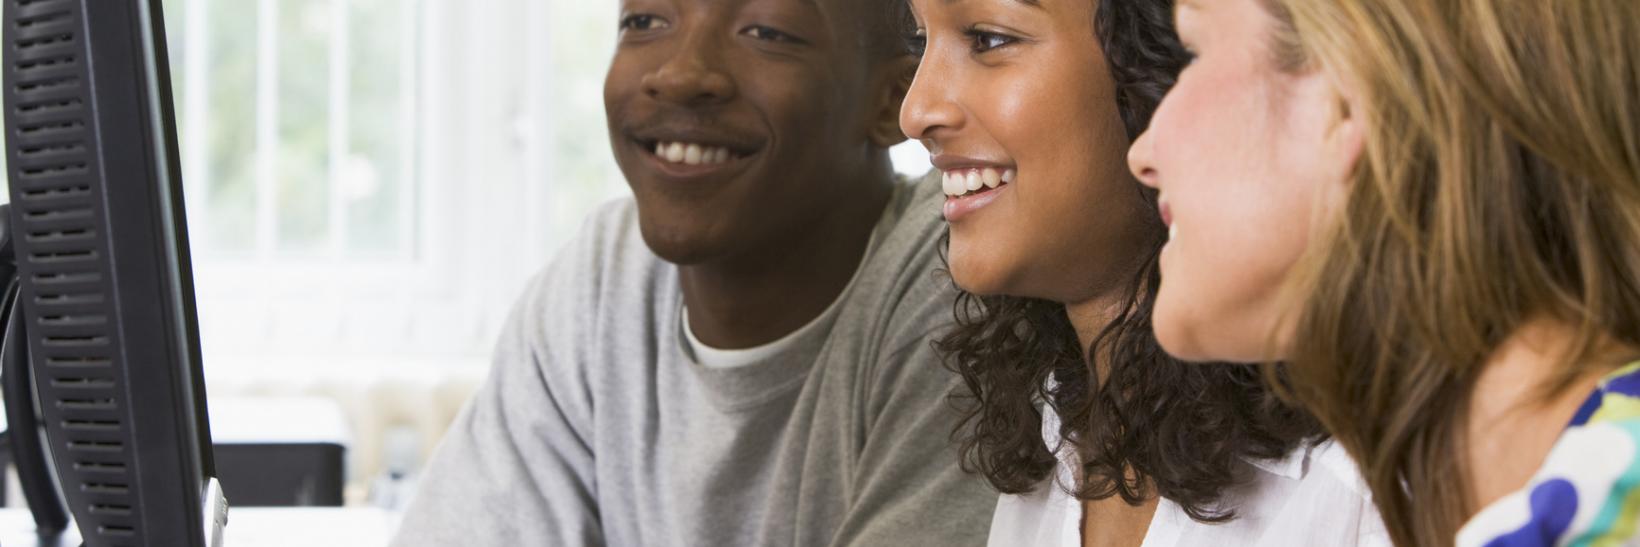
[986,404,1392,546]
[682,224,884,369]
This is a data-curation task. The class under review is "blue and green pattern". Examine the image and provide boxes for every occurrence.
[1458,362,1640,547]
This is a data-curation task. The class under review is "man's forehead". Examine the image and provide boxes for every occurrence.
[765,0,857,21]
[680,0,827,12]
[623,0,900,56]
[714,0,870,20]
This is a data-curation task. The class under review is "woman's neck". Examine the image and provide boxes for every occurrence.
[1066,293,1160,546]
[1064,295,1129,380]
[1464,318,1614,512]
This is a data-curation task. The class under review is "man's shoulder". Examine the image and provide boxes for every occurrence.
[511,195,672,342]
[827,172,955,372]
[860,171,951,303]
[565,196,647,267]
[533,195,667,291]
[875,170,946,254]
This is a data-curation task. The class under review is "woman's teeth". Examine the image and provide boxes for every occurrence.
[941,167,1016,197]
[654,141,735,166]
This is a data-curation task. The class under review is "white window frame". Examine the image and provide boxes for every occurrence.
[174,0,574,373]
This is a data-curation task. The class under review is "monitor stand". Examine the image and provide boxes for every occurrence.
[202,477,228,547]
[0,204,70,539]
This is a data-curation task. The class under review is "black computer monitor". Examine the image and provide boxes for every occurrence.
[1,0,227,545]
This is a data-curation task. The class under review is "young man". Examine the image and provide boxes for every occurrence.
[389,0,996,544]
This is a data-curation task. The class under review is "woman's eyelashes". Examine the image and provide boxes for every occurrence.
[903,26,1020,57]
[965,27,1019,53]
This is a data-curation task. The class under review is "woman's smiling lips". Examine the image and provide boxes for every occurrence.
[932,154,1016,222]
[1157,196,1176,242]
[943,181,1009,222]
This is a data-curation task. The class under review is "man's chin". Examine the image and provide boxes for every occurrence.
[636,221,731,266]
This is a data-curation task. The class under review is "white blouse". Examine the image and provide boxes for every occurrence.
[987,406,1391,546]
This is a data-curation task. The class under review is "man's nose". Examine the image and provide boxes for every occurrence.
[641,31,736,106]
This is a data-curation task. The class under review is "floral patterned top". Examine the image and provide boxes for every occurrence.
[1457,361,1640,546]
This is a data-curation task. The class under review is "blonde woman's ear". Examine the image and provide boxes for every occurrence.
[1327,86,1366,186]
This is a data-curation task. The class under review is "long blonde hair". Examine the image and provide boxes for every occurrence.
[1262,0,1640,544]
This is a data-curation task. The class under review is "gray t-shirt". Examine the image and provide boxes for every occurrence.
[392,175,996,546]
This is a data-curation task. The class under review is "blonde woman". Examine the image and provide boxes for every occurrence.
[1127,0,1640,545]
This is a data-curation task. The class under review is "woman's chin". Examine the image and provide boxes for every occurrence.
[948,238,1016,292]
[949,270,1007,297]
[947,254,1014,297]
[1151,311,1286,364]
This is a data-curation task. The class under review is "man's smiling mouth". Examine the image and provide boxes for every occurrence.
[647,140,744,166]
[629,127,765,174]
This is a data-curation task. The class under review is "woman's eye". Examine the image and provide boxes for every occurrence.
[742,25,808,45]
[619,14,669,33]
[966,29,1018,53]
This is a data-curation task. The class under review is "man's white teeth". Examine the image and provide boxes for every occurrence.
[654,141,734,166]
[941,167,1016,197]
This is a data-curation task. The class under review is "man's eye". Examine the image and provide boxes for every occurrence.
[966,29,1018,53]
[742,25,807,45]
[619,14,669,32]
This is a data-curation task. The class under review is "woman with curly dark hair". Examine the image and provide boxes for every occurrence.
[897,0,1386,544]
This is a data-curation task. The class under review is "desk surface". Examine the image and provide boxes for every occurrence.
[0,507,398,547]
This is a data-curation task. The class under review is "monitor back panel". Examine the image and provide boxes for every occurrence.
[3,0,214,545]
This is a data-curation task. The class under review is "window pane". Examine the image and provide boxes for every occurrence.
[275,0,333,254]
[201,0,260,254]
[346,0,414,256]
[544,0,624,233]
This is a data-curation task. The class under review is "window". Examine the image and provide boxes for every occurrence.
[0,1,933,378]
[161,0,622,375]
[168,0,422,260]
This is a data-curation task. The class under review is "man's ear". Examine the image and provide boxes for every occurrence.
[867,56,919,148]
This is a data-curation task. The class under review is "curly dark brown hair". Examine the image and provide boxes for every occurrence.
[926,0,1323,521]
